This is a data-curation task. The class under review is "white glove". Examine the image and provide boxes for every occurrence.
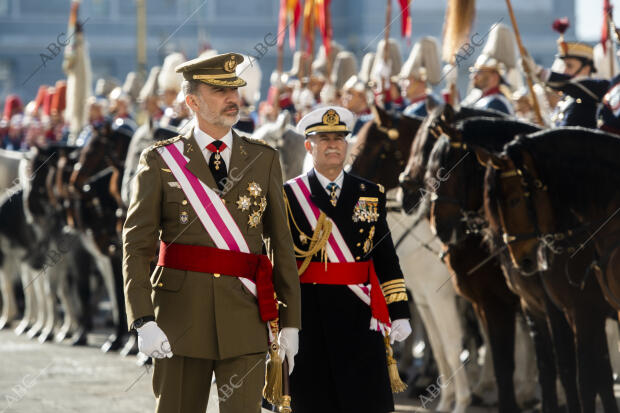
[277,327,299,375]
[137,321,173,359]
[519,53,545,81]
[390,319,412,344]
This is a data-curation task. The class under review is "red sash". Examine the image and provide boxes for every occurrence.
[158,241,277,322]
[298,260,390,327]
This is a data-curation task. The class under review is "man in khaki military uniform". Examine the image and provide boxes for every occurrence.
[122,52,301,413]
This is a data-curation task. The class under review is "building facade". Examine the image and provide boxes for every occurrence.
[0,0,576,106]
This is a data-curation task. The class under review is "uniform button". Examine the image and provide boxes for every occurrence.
[157,282,163,287]
[576,98,582,104]
[182,200,188,205]
[356,242,361,246]
[214,273,220,278]
[359,229,364,233]
[355,256,361,260]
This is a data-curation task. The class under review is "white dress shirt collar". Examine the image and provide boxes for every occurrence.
[193,125,233,166]
[314,168,345,195]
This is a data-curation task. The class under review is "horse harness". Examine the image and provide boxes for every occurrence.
[496,153,620,297]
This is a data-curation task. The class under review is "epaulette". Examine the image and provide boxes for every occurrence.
[241,136,274,149]
[378,183,385,194]
[151,135,181,149]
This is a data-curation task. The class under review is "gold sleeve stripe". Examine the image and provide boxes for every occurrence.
[381,279,406,288]
[382,286,407,295]
[385,292,408,304]
[382,284,406,291]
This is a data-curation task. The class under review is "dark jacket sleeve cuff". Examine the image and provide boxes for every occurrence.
[388,301,410,321]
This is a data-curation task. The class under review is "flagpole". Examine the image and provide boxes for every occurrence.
[379,0,391,93]
[608,13,615,77]
[504,0,544,126]
[383,0,391,61]
[136,0,147,79]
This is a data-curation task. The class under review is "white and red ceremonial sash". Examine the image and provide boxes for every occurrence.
[287,174,391,335]
[157,140,258,297]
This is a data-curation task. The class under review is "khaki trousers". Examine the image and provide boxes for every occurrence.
[152,352,266,413]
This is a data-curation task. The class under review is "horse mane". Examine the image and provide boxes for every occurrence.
[504,127,620,219]
[457,117,541,152]
[349,111,423,188]
[456,106,507,120]
[428,117,541,180]
[405,106,506,182]
[484,163,502,237]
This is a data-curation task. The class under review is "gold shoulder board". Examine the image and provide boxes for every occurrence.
[242,136,274,149]
[152,135,181,148]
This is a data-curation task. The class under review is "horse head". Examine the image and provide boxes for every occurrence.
[426,116,543,247]
[348,104,422,192]
[400,104,455,215]
[481,141,555,276]
[425,133,482,246]
[400,104,507,215]
[70,118,133,196]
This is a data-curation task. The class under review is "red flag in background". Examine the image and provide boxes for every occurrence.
[398,0,412,41]
[316,0,332,56]
[302,0,316,55]
[602,0,613,54]
[278,0,301,50]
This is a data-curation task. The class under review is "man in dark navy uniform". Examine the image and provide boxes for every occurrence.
[283,106,412,413]
[525,37,609,128]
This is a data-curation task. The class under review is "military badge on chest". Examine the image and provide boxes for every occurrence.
[179,211,189,224]
[236,181,267,228]
[353,197,379,223]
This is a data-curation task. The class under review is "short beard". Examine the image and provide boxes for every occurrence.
[196,95,240,128]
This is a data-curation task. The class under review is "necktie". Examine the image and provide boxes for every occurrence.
[326,182,339,206]
[207,140,227,192]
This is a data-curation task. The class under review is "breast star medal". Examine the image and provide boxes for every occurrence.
[248,182,262,197]
[237,182,267,228]
[236,195,251,211]
[248,210,262,228]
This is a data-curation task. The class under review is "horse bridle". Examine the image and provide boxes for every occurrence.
[398,115,446,193]
[495,153,587,256]
[427,132,488,237]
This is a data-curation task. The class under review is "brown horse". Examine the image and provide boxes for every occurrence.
[424,117,585,413]
[481,128,619,413]
[400,104,539,413]
[69,119,133,352]
[350,106,485,412]
[399,104,506,215]
[348,105,424,191]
